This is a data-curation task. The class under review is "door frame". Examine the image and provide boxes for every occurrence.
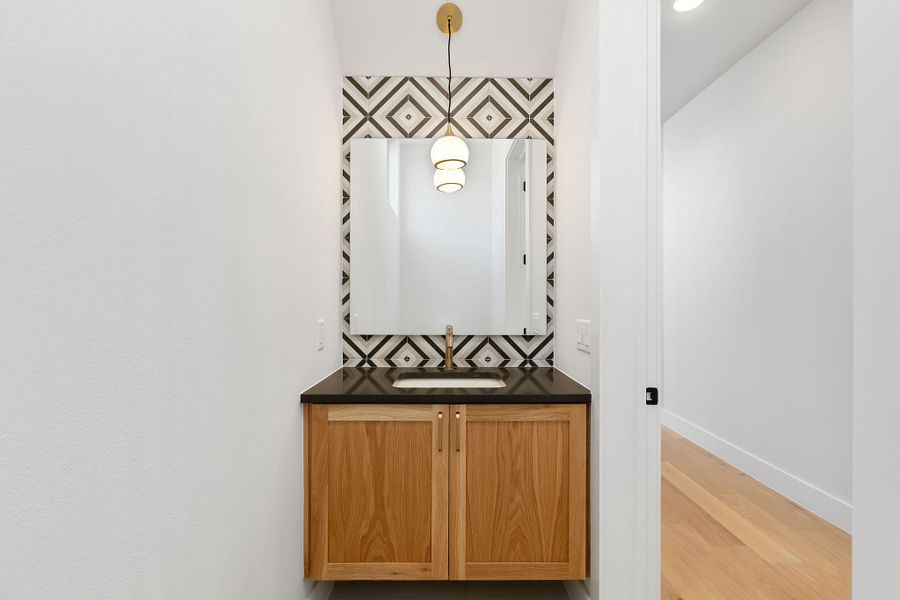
[504,139,528,333]
[583,1,661,599]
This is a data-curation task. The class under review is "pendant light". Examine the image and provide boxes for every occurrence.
[431,4,469,174]
[433,166,466,193]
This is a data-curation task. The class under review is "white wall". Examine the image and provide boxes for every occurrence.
[0,1,342,598]
[329,0,567,78]
[853,0,900,595]
[662,0,852,530]
[553,0,597,387]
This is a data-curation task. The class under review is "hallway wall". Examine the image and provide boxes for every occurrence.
[662,0,852,530]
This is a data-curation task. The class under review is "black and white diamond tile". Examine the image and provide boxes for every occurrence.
[342,76,555,368]
[467,95,512,138]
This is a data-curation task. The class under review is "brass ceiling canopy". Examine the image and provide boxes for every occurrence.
[436,3,463,35]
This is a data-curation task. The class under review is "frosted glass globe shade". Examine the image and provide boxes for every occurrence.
[431,131,469,170]
[433,167,465,193]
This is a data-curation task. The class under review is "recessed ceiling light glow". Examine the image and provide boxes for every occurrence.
[673,0,705,12]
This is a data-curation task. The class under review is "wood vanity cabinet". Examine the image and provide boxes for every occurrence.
[305,404,448,580]
[450,404,587,580]
[305,403,586,581]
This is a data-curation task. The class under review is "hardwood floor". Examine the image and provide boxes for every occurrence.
[662,427,851,600]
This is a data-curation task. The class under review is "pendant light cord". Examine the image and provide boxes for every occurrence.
[447,17,453,127]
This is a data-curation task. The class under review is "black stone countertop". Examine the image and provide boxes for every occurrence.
[300,367,591,404]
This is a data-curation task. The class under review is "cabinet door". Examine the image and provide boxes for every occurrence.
[306,404,450,580]
[450,404,587,580]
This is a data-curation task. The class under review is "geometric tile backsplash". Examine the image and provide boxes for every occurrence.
[342,76,554,367]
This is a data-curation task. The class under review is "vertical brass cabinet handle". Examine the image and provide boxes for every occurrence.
[455,411,461,452]
[437,411,444,452]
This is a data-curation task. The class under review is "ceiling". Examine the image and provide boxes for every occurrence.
[662,0,813,121]
[329,0,814,122]
[328,0,568,77]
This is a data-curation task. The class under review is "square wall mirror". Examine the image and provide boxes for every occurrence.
[349,138,548,336]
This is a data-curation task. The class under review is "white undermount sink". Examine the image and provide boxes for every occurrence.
[392,374,506,389]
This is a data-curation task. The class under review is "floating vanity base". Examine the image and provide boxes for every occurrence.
[301,368,590,582]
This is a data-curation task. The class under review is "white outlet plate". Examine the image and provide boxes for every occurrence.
[316,319,325,351]
[530,312,542,334]
[576,319,591,353]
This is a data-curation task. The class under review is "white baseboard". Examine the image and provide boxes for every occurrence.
[662,410,852,532]
[564,580,590,600]
[307,581,334,600]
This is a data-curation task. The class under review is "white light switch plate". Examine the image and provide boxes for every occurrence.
[316,319,325,351]
[576,319,591,353]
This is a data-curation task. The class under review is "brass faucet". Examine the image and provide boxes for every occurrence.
[444,325,455,371]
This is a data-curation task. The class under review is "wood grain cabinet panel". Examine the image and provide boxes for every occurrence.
[306,404,449,580]
[305,402,587,582]
[450,404,586,580]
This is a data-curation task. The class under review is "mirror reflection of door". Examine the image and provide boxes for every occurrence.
[504,139,529,335]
